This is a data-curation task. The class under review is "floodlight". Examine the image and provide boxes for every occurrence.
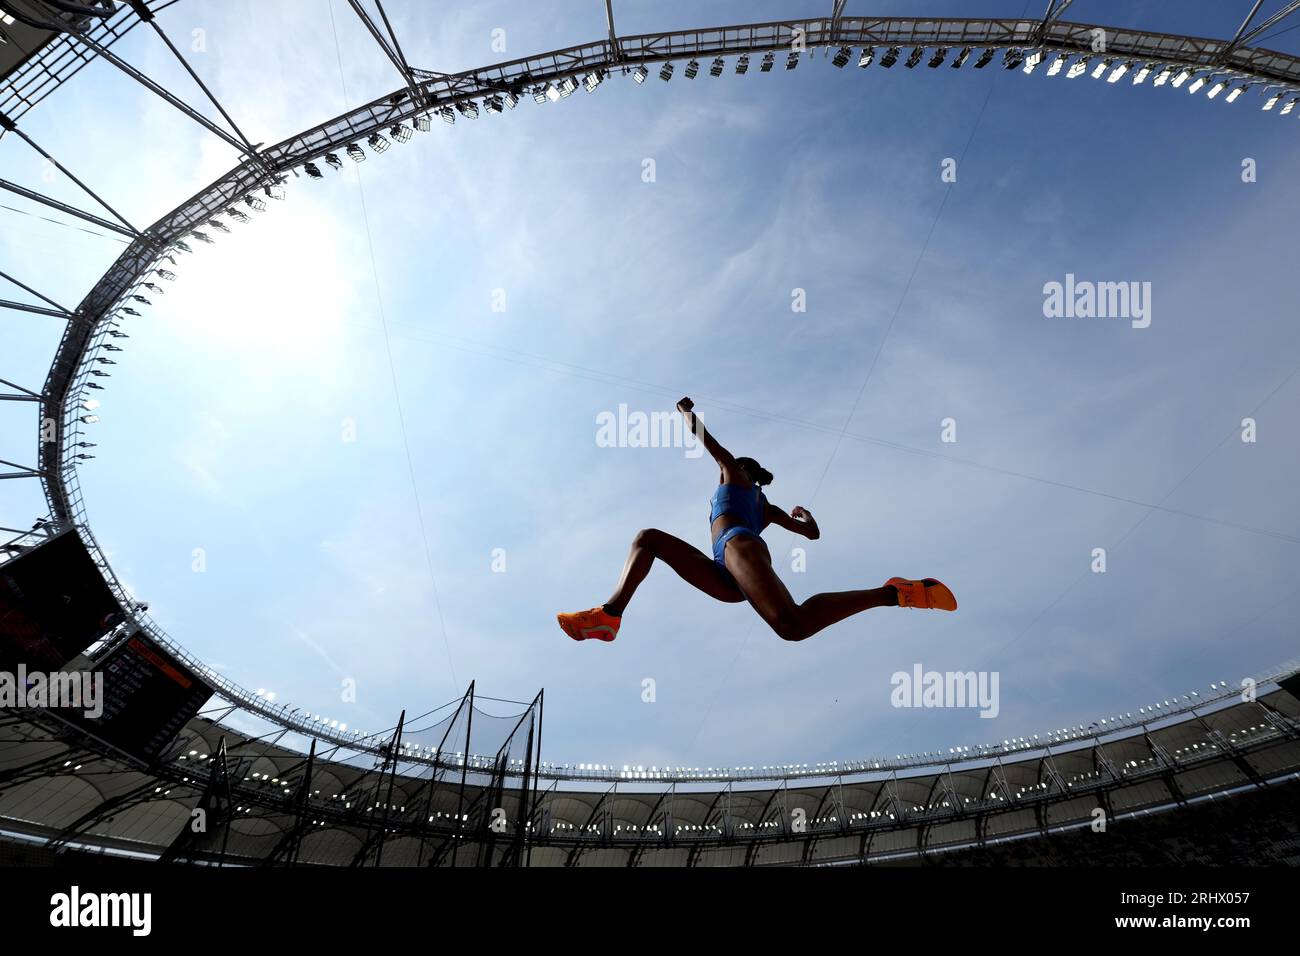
[660,62,674,80]
[880,47,900,68]
[685,59,699,78]
[905,47,923,68]
[859,46,875,67]
[973,47,995,68]
[928,47,947,68]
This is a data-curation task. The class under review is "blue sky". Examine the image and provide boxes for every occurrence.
[2,0,1299,771]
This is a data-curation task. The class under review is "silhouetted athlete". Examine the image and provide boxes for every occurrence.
[557,398,956,643]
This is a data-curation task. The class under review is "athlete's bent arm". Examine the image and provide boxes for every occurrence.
[767,503,820,540]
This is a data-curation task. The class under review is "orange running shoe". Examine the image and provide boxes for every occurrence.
[556,606,622,642]
[886,577,957,611]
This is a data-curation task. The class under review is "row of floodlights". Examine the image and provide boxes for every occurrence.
[289,44,1299,184]
[1021,49,1297,110]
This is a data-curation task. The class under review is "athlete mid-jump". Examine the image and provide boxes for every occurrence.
[557,398,956,643]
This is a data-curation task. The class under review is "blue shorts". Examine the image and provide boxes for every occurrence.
[712,525,760,586]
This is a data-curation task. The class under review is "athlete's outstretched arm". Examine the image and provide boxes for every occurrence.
[766,503,820,540]
[677,396,741,480]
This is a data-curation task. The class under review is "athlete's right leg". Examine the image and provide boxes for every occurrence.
[604,528,744,615]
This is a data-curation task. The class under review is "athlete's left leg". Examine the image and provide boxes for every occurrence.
[724,536,908,642]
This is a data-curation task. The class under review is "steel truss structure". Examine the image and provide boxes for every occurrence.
[0,673,1296,865]
[3,0,1300,801]
[1,682,544,866]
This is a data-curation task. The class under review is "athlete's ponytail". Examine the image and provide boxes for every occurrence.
[736,456,774,487]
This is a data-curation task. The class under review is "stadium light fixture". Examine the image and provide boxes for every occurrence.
[1046,53,1067,76]
[1107,61,1129,83]
[973,47,995,68]
[484,95,504,113]
[304,162,323,179]
[416,113,432,131]
[1003,48,1024,69]
[1262,92,1280,110]
[504,91,519,108]
[1153,67,1172,86]
[859,46,875,67]
[632,65,648,83]
[685,59,700,79]
[951,46,971,68]
[584,70,603,92]
[389,123,412,142]
[1090,57,1112,79]
[833,46,851,68]
[710,56,724,76]
[786,51,799,70]
[532,86,547,103]
[1226,84,1248,103]
[1171,68,1191,87]
[905,47,923,68]
[1282,97,1298,115]
[80,415,100,424]
[440,105,455,122]
[1067,56,1089,78]
[1133,62,1153,84]
[367,132,389,152]
[545,83,561,102]
[761,51,775,72]
[560,76,578,97]
[80,399,100,411]
[1187,76,1207,94]
[1022,49,1042,74]
[881,47,900,68]
[660,62,674,81]
[346,142,366,162]
[246,195,268,211]
[928,47,947,68]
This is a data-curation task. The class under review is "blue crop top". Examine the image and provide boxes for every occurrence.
[709,483,768,534]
